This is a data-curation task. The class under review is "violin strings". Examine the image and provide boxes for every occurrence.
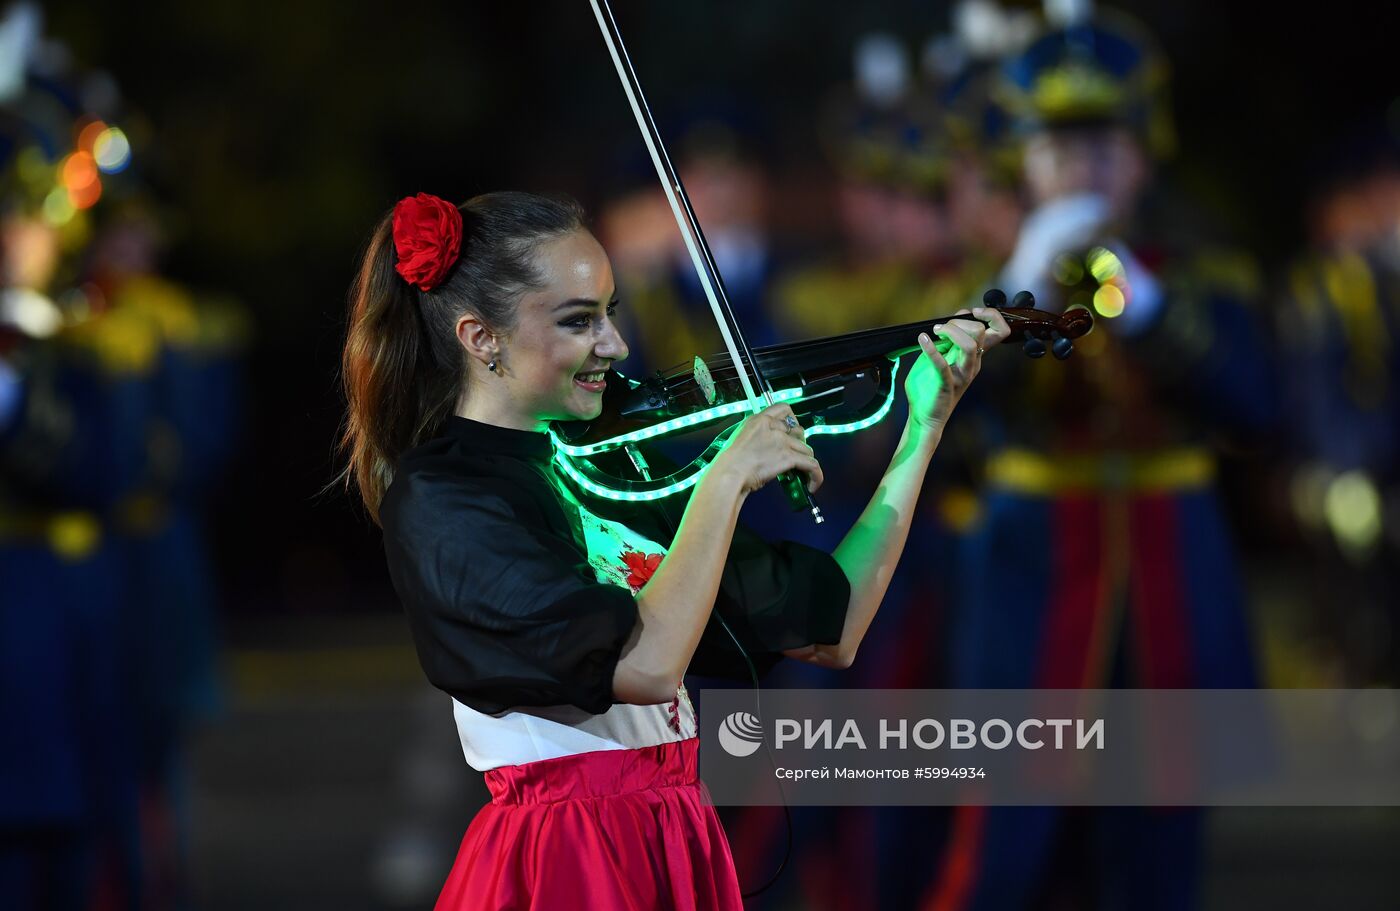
[649,310,1047,403]
[654,311,1037,400]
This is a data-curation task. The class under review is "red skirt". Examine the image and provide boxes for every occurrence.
[435,738,743,910]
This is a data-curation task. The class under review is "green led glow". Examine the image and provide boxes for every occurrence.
[550,386,805,457]
[806,355,901,438]
[905,341,954,419]
[550,356,901,501]
[552,424,740,502]
[553,448,707,500]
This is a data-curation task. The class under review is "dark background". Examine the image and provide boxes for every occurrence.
[41,0,1400,621]
[20,2,1399,907]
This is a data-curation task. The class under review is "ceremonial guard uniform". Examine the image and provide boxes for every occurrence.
[1,297,158,909]
[1,48,201,905]
[929,13,1275,910]
[1280,241,1400,682]
[601,118,785,380]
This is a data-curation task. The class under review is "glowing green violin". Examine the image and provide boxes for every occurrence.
[551,292,1093,503]
[580,0,1090,509]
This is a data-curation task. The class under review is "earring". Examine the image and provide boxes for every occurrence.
[487,358,497,373]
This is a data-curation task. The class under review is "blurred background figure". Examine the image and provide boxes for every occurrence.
[1276,120,1400,686]
[780,30,953,340]
[939,0,1035,296]
[0,5,244,908]
[721,14,1034,907]
[599,109,781,377]
[930,3,1276,909]
[1,14,144,906]
[91,200,249,911]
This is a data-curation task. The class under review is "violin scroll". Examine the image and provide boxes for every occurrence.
[980,287,1095,360]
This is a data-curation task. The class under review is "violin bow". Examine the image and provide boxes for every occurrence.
[588,0,825,523]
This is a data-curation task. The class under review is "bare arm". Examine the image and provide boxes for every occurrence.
[783,307,1010,669]
[782,418,942,670]
[612,403,824,704]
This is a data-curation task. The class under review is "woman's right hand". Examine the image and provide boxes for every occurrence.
[708,403,823,497]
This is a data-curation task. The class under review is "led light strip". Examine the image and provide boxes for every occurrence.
[805,355,901,437]
[552,426,740,502]
[550,356,903,502]
[552,450,705,501]
[550,386,806,458]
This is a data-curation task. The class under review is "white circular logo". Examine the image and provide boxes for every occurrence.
[717,711,763,757]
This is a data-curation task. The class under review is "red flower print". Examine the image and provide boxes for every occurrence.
[667,694,681,733]
[620,549,664,593]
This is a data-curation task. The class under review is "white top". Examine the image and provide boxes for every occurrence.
[453,497,697,772]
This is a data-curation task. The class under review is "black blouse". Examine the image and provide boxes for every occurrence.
[380,417,851,715]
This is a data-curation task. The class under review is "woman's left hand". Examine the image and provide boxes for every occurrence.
[905,306,1011,433]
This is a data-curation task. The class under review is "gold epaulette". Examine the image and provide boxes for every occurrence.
[55,308,161,374]
[1320,251,1390,389]
[114,275,199,347]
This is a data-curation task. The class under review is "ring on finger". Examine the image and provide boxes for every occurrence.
[783,415,800,430]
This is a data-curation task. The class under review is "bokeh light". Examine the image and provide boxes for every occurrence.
[1,287,63,337]
[1093,283,1125,317]
[77,119,108,155]
[1087,246,1124,282]
[61,151,99,193]
[68,177,103,210]
[41,186,76,226]
[93,127,132,174]
[1325,470,1383,558]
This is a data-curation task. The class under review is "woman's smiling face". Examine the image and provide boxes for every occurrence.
[501,228,629,425]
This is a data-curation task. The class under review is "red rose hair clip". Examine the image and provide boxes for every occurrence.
[391,193,463,292]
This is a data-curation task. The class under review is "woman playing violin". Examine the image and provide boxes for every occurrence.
[340,190,1008,910]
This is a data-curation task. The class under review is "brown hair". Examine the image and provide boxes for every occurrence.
[340,191,585,521]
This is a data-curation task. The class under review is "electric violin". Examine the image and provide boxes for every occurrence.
[566,1,1092,513]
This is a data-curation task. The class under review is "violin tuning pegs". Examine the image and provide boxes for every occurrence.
[1012,290,1036,309]
[982,288,1007,307]
[1052,335,1074,360]
[1022,337,1047,358]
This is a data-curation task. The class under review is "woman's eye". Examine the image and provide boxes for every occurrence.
[559,301,619,330]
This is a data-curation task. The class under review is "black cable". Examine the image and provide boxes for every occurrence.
[714,611,794,899]
[653,505,793,899]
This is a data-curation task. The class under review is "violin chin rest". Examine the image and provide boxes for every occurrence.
[552,419,588,443]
